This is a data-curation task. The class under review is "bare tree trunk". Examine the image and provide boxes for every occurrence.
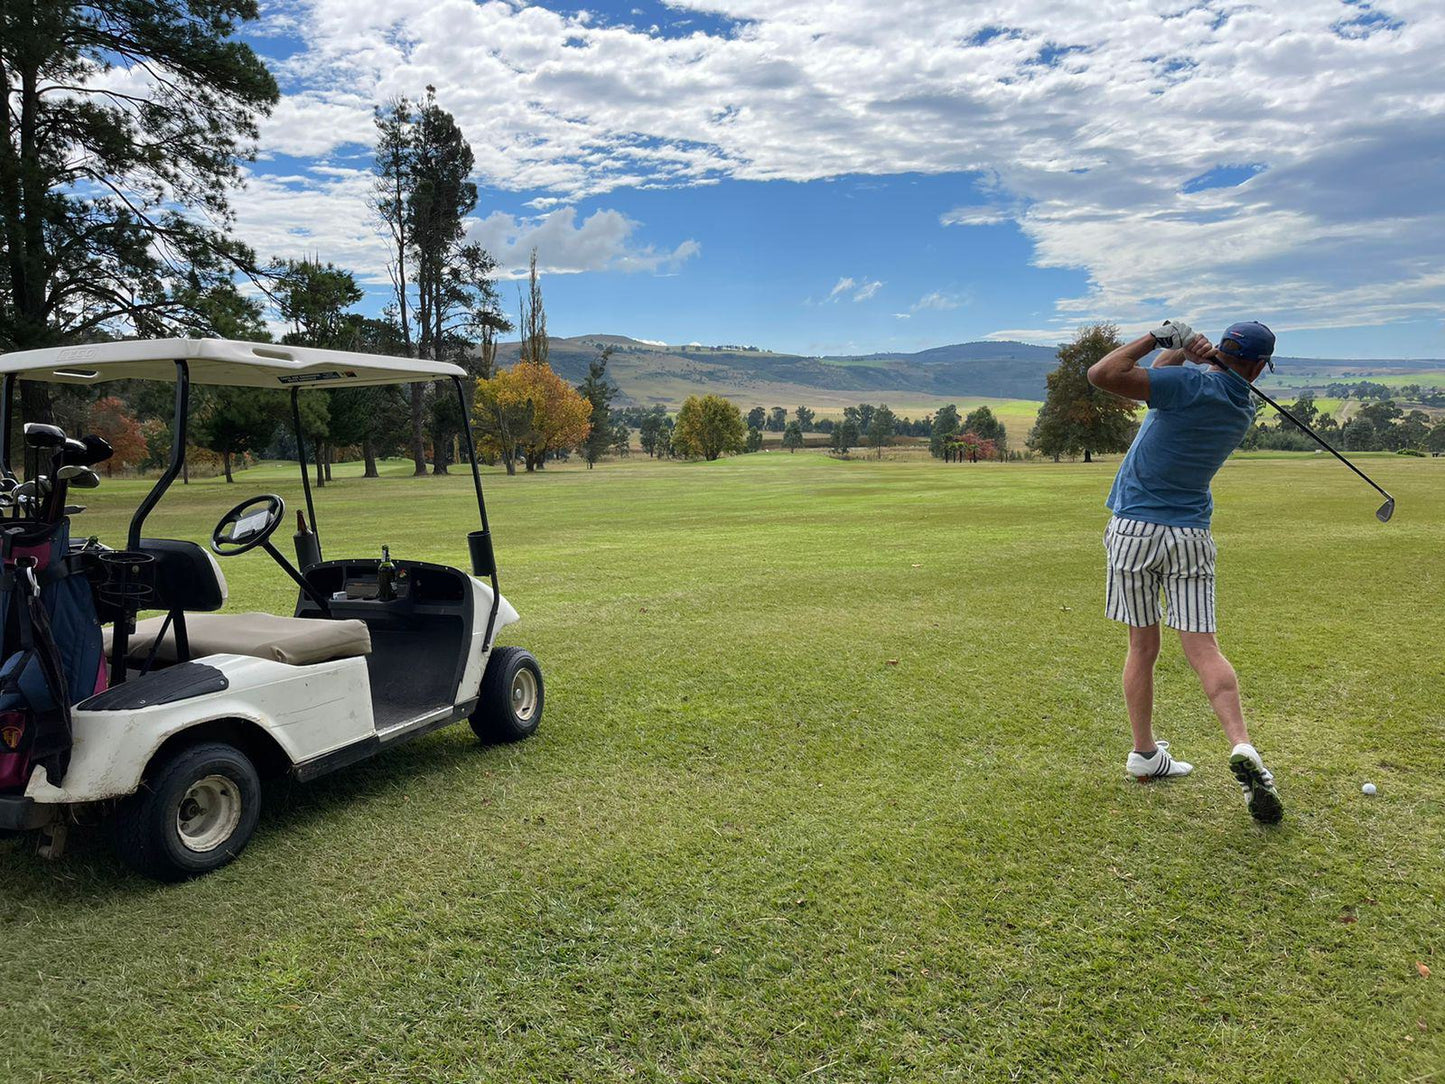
[323,443,332,481]
[222,451,233,483]
[410,384,427,475]
[430,380,449,474]
[19,384,52,427]
[314,439,326,488]
[362,438,378,478]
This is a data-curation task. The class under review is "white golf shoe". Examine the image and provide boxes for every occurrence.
[1125,740,1193,782]
[1229,743,1283,824]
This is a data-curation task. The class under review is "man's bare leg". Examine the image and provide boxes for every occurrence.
[1177,631,1250,747]
[1124,624,1162,751]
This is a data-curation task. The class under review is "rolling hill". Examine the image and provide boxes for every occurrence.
[491,336,1061,410]
[490,335,1445,422]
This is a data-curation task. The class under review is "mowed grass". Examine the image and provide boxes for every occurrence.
[3,452,1444,1083]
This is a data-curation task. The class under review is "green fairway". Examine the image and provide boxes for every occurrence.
[4,452,1443,1082]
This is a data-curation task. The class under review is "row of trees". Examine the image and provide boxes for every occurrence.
[1244,392,1445,453]
[741,404,933,438]
[1320,381,1445,407]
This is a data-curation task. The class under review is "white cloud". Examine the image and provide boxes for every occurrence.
[912,291,965,312]
[825,276,882,303]
[250,0,1445,334]
[941,206,1012,227]
[230,169,697,283]
[469,208,700,277]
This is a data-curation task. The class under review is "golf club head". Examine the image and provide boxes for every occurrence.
[0,477,16,493]
[59,466,99,489]
[59,437,89,466]
[81,434,114,465]
[1376,497,1395,523]
[63,505,86,515]
[23,422,66,449]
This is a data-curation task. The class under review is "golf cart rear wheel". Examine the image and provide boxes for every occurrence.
[471,647,544,743]
[113,742,261,882]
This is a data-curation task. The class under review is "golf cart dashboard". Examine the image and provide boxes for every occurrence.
[296,559,469,619]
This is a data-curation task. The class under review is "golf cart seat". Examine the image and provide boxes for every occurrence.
[108,612,372,667]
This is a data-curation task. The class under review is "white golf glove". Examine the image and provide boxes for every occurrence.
[1151,320,1194,350]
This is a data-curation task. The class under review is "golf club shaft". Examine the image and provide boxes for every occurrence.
[1237,377,1394,502]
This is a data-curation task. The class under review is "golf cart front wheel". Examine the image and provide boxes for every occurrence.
[471,647,544,743]
[112,741,261,882]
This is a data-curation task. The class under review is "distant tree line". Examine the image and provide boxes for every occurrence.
[1242,392,1445,454]
[1317,381,1445,406]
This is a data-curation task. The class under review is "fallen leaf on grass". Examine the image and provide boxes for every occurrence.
[886,659,899,666]
[1338,912,1357,924]
[1417,962,1432,978]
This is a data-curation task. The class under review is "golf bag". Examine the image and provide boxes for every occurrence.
[0,520,106,791]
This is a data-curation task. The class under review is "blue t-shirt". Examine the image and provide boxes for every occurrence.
[1106,366,1255,528]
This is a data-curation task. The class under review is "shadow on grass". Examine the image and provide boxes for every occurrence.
[0,724,529,899]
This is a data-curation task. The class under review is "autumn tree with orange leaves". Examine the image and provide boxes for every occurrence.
[476,359,590,472]
[86,397,146,476]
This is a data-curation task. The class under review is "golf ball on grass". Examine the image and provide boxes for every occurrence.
[1362,782,1377,796]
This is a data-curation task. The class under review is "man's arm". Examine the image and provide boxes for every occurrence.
[1152,348,1187,368]
[1087,334,1157,402]
[1088,323,1218,402]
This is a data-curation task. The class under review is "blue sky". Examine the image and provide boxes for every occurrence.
[231,0,1445,359]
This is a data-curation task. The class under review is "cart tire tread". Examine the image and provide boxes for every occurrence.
[470,647,544,743]
[112,741,261,882]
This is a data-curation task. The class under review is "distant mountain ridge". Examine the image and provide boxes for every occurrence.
[491,335,1064,405]
[487,334,1445,410]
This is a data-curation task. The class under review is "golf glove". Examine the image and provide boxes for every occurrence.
[1151,320,1194,350]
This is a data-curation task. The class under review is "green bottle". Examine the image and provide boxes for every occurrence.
[377,545,397,601]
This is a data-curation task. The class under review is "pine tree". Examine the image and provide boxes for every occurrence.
[2,0,278,420]
[578,346,618,468]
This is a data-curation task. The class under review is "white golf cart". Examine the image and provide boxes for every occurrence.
[0,339,543,880]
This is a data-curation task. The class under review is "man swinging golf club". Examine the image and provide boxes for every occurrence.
[1087,319,1283,824]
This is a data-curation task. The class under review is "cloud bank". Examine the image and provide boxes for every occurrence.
[247,0,1444,335]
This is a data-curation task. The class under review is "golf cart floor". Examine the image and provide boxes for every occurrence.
[364,622,467,730]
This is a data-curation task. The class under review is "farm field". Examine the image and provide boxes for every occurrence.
[3,452,1443,1082]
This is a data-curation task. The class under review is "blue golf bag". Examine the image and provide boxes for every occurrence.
[0,519,106,791]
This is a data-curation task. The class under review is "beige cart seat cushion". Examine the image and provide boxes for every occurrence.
[106,612,371,666]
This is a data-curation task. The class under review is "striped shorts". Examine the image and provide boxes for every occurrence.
[1103,516,1218,633]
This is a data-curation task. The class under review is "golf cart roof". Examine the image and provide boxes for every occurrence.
[0,338,466,389]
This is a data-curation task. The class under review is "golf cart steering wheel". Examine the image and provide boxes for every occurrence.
[211,495,286,557]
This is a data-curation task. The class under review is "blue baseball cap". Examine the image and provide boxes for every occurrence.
[1218,321,1275,367]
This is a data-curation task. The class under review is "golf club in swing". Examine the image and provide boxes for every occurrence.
[1220,364,1396,523]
